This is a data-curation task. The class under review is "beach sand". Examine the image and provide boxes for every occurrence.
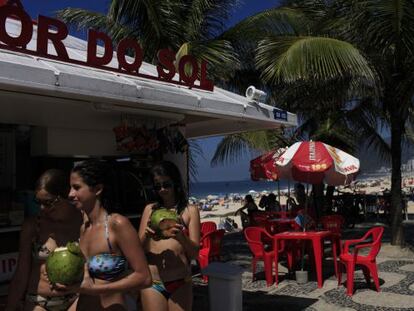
[199,175,414,228]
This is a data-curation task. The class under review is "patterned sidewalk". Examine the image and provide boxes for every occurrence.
[192,222,414,311]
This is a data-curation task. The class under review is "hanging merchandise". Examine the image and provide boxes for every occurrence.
[156,126,188,154]
[113,120,159,153]
[113,120,187,154]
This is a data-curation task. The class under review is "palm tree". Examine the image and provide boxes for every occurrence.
[221,0,414,245]
[57,0,239,79]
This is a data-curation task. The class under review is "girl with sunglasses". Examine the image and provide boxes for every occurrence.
[139,161,200,311]
[6,169,83,311]
[54,159,152,310]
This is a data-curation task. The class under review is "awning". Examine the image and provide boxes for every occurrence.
[0,19,297,138]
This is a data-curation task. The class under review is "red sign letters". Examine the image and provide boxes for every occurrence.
[0,3,214,91]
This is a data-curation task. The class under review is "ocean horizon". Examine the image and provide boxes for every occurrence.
[189,180,292,198]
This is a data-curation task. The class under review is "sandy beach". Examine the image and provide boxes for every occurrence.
[198,175,414,229]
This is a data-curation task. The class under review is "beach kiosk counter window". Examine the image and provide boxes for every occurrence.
[0,2,297,289]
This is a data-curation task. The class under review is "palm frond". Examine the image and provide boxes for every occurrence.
[188,139,205,181]
[188,39,239,78]
[336,0,414,57]
[256,36,375,84]
[184,0,239,40]
[211,131,271,166]
[223,7,309,42]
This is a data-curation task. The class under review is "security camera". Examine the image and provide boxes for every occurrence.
[245,86,267,102]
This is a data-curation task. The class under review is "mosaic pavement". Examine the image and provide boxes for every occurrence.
[192,223,414,311]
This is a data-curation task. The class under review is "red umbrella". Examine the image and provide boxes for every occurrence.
[250,149,284,181]
[275,141,359,186]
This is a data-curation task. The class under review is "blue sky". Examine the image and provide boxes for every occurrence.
[22,0,280,182]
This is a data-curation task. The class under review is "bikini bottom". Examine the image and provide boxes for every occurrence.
[151,277,191,300]
[25,293,77,311]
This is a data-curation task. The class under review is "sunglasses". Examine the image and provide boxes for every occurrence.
[34,196,60,209]
[154,181,174,191]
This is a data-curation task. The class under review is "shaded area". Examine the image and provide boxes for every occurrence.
[191,220,414,310]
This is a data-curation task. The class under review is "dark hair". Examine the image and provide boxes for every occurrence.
[35,169,69,199]
[295,183,305,191]
[151,161,188,214]
[71,160,118,213]
[244,194,254,203]
[268,193,276,202]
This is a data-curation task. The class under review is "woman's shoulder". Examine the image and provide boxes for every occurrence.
[108,213,131,229]
[183,204,199,215]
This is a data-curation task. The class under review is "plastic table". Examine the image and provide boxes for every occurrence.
[273,230,338,288]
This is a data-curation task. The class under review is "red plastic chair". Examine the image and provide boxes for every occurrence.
[319,215,345,234]
[244,227,275,286]
[198,229,225,282]
[338,226,384,296]
[201,221,217,236]
[319,214,345,254]
[250,212,268,227]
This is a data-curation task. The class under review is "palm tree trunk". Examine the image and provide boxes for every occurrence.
[390,107,404,246]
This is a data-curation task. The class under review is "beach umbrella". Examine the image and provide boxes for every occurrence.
[250,148,286,202]
[275,141,360,186]
[250,150,279,181]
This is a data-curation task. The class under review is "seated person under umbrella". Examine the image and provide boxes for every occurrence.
[288,183,316,228]
[287,183,306,211]
[265,193,281,212]
[235,194,259,228]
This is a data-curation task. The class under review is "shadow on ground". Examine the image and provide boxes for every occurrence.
[193,282,318,311]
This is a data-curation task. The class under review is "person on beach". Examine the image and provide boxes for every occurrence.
[6,169,83,311]
[138,161,200,311]
[287,183,307,213]
[258,195,268,210]
[265,193,281,212]
[60,160,152,310]
[287,183,316,229]
[237,194,259,216]
[235,194,259,228]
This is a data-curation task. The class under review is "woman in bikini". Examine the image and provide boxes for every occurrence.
[61,159,152,310]
[139,161,200,311]
[5,169,83,311]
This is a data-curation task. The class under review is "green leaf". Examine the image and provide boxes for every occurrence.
[256,36,375,84]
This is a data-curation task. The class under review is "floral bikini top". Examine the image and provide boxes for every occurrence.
[87,214,128,281]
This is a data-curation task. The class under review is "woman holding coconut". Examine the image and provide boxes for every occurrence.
[59,159,152,310]
[138,161,200,311]
[6,169,83,311]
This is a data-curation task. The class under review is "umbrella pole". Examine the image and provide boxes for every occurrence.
[277,180,281,203]
[301,183,310,270]
[287,180,291,211]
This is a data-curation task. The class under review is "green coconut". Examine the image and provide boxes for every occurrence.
[150,208,179,238]
[46,242,85,285]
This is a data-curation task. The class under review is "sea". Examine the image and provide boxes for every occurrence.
[189,180,291,199]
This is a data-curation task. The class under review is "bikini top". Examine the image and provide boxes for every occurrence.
[32,216,55,261]
[87,214,128,281]
[32,241,53,261]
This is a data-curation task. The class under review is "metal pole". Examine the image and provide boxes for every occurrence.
[277,180,281,203]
